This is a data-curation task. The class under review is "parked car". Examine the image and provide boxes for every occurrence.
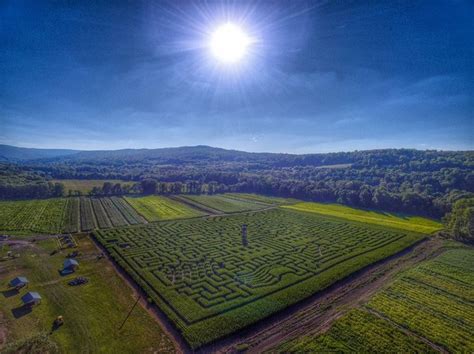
[68,277,89,286]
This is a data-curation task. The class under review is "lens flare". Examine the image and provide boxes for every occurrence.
[210,23,251,63]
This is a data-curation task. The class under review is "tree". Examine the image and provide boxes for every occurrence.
[443,198,474,242]
[111,183,123,195]
[141,179,157,195]
[102,182,113,195]
[53,182,65,197]
[359,187,372,207]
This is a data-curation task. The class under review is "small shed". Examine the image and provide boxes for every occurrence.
[9,276,29,289]
[63,258,79,271]
[21,291,42,306]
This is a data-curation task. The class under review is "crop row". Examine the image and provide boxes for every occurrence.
[0,197,150,235]
[277,308,436,353]
[91,198,112,229]
[63,198,80,233]
[367,248,474,352]
[99,197,128,226]
[0,198,68,234]
[181,194,267,213]
[125,195,203,221]
[110,197,146,224]
[224,193,298,205]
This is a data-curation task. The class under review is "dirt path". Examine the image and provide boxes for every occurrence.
[202,237,445,353]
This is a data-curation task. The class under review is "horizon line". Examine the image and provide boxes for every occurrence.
[1,143,472,155]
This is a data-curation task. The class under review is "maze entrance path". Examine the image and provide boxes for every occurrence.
[94,208,424,348]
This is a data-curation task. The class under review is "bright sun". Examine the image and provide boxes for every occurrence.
[210,23,251,63]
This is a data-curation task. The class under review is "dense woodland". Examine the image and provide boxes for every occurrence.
[1,147,473,220]
[443,198,474,242]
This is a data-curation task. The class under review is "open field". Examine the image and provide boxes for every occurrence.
[284,202,443,234]
[94,208,425,348]
[181,194,269,213]
[0,236,174,353]
[52,179,134,194]
[275,243,473,353]
[125,195,203,221]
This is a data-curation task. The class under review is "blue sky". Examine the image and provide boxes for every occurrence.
[1,0,473,152]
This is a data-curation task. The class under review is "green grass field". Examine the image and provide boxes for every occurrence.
[284,202,442,233]
[95,208,424,348]
[52,179,133,194]
[0,236,174,353]
[182,194,269,213]
[125,195,203,222]
[277,244,474,353]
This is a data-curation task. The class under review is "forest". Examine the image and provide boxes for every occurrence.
[1,147,472,220]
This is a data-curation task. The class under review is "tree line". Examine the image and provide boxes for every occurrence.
[1,149,472,222]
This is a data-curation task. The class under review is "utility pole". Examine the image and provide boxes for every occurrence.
[119,295,141,331]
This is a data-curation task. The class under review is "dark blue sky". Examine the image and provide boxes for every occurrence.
[1,0,473,152]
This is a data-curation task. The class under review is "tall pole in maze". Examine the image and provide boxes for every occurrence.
[242,224,248,247]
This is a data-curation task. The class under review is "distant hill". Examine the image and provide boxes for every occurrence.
[0,144,80,162]
[47,145,264,163]
[1,144,471,169]
[2,144,359,167]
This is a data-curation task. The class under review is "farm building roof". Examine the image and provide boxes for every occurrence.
[64,259,79,268]
[9,276,28,287]
[21,291,41,304]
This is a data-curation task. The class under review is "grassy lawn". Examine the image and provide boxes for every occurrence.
[124,195,203,222]
[0,236,174,353]
[283,202,442,234]
[53,179,134,195]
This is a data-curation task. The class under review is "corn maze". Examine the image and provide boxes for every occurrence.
[95,208,424,348]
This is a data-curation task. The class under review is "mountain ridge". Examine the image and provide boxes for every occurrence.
[1,143,471,163]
